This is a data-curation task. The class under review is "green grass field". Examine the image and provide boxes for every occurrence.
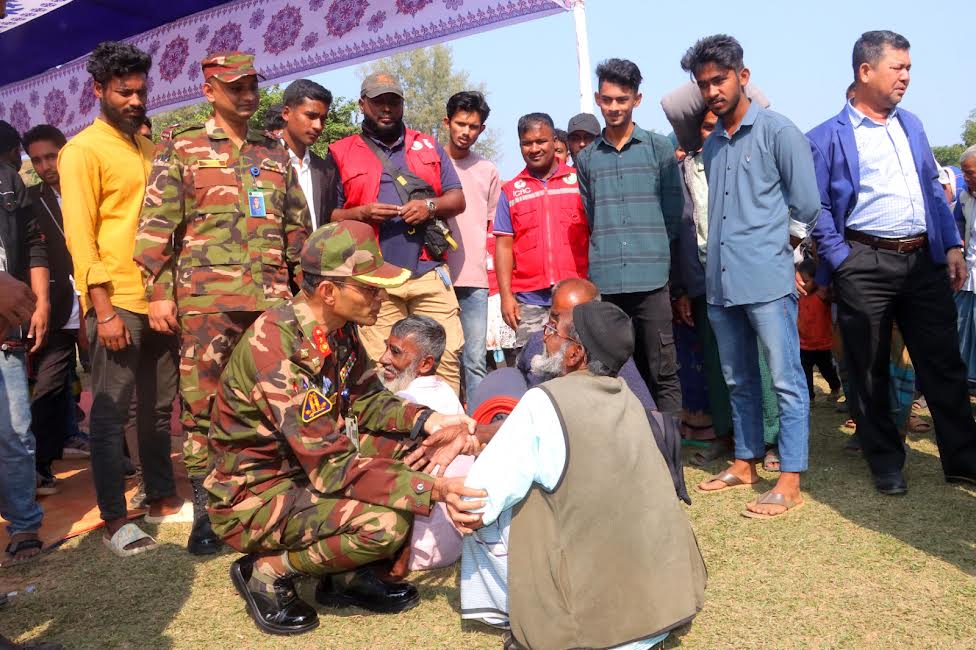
[3,386,975,649]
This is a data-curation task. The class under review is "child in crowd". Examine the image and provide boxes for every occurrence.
[797,259,842,401]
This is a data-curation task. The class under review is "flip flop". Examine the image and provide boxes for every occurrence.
[143,499,193,524]
[103,523,157,558]
[696,471,761,493]
[763,447,781,472]
[1,537,44,568]
[741,490,805,520]
[690,439,733,467]
[908,415,931,434]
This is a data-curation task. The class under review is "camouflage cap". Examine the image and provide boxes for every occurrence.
[301,221,410,288]
[360,72,404,99]
[201,51,265,82]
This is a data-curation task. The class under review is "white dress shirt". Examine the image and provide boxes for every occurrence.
[287,147,317,229]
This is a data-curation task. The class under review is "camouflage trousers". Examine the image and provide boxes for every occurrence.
[224,432,415,576]
[178,311,260,477]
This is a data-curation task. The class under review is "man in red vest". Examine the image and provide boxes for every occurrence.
[329,74,467,395]
[495,112,590,349]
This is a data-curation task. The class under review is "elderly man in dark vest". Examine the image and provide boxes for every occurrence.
[452,301,706,650]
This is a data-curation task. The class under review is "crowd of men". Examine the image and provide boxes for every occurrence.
[0,26,974,650]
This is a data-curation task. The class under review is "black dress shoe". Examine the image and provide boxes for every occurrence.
[944,471,976,485]
[873,471,908,495]
[230,556,319,635]
[315,567,420,613]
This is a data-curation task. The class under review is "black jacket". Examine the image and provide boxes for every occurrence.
[27,183,74,331]
[0,161,47,338]
[310,150,338,226]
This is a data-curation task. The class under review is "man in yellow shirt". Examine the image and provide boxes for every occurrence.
[59,42,186,557]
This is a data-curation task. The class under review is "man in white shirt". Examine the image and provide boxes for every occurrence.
[378,315,473,570]
[452,301,706,650]
[280,79,338,229]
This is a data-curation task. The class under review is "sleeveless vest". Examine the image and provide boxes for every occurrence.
[501,163,589,293]
[509,372,707,650]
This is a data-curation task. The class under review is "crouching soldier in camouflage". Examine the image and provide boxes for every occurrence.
[134,51,310,555]
[206,221,485,636]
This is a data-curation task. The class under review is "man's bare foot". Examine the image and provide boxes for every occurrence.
[1,532,43,566]
[697,458,760,491]
[104,517,154,552]
[745,472,803,517]
[146,495,185,518]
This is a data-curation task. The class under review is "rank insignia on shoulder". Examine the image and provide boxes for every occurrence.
[196,159,226,168]
[312,326,332,357]
[301,388,333,423]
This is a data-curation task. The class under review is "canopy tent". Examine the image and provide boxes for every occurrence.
[0,0,578,137]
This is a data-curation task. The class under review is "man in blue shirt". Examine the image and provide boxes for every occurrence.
[807,31,976,493]
[575,59,684,414]
[683,35,821,518]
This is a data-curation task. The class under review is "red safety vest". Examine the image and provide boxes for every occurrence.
[501,163,590,293]
[329,128,443,207]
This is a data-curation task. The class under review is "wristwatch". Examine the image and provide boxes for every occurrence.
[425,199,436,218]
[410,408,434,441]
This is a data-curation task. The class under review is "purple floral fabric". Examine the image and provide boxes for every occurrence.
[0,0,570,136]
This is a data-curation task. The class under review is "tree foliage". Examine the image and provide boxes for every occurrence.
[360,44,500,162]
[932,108,975,166]
[149,85,359,157]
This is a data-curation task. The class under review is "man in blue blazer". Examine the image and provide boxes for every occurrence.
[807,30,976,494]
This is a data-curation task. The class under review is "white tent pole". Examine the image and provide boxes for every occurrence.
[572,0,594,114]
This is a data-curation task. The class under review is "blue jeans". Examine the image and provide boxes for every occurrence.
[0,349,43,535]
[707,295,809,472]
[455,287,488,398]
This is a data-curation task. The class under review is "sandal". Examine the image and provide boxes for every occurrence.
[763,447,781,472]
[143,499,193,524]
[741,490,805,520]
[696,471,761,493]
[103,523,157,558]
[908,414,931,434]
[690,438,733,467]
[1,536,44,568]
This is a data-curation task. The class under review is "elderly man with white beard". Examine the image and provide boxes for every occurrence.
[455,301,706,650]
[377,315,473,570]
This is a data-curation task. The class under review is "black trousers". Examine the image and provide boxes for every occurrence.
[30,329,78,470]
[87,308,179,521]
[604,286,682,413]
[799,349,841,399]
[833,241,976,477]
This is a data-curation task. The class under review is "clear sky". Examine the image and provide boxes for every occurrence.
[311,0,972,179]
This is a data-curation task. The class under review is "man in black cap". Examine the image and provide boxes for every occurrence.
[566,112,600,164]
[454,300,706,650]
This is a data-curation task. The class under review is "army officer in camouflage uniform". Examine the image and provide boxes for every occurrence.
[207,221,484,636]
[134,52,311,555]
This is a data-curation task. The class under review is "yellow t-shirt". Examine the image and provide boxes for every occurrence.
[59,117,154,315]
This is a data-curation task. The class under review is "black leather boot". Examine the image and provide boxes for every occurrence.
[315,566,420,613]
[230,555,318,636]
[187,477,221,555]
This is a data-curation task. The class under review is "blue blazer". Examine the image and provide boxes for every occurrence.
[806,106,960,284]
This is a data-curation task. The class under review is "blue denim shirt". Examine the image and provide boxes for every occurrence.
[702,102,820,306]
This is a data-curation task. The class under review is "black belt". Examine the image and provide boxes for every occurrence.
[844,229,927,254]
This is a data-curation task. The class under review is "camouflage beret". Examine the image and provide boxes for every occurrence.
[201,51,264,83]
[301,222,410,288]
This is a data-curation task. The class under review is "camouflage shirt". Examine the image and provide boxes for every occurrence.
[205,294,435,538]
[134,118,311,315]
